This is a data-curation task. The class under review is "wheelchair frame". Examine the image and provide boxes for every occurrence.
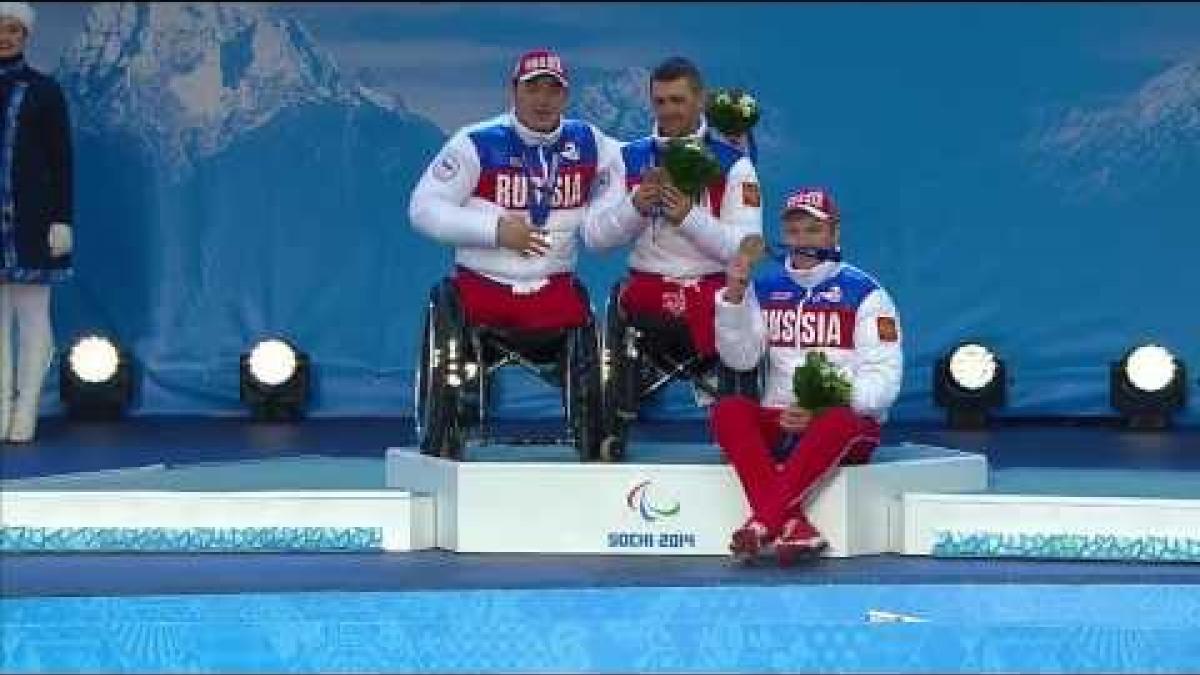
[599,280,761,461]
[414,278,605,462]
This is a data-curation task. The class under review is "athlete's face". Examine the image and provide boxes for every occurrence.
[651,77,704,137]
[512,75,567,133]
[0,18,27,59]
[781,211,838,252]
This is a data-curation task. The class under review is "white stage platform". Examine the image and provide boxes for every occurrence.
[8,443,1198,562]
[904,492,1200,562]
[0,487,433,553]
[385,442,989,557]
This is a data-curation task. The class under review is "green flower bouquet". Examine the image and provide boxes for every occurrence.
[662,137,721,199]
[792,351,853,413]
[706,87,760,136]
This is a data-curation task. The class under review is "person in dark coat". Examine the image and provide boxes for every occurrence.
[0,2,74,443]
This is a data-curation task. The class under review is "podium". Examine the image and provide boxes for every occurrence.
[903,491,1200,562]
[1,487,434,553]
[386,442,987,557]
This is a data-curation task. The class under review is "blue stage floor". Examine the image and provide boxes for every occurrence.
[5,550,1200,599]
[3,417,1199,672]
[5,584,1200,673]
[3,416,1199,480]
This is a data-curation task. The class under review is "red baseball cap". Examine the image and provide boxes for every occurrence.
[512,49,568,87]
[782,187,840,221]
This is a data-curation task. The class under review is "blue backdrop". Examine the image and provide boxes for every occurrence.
[27,2,1200,424]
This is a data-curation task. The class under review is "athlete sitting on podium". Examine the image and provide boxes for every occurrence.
[711,187,904,565]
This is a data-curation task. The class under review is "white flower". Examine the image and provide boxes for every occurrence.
[738,98,757,119]
[714,91,733,106]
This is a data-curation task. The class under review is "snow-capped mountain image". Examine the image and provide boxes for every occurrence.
[52,2,447,412]
[32,2,1198,422]
[57,2,414,174]
[1028,56,1200,198]
[572,66,654,140]
[572,65,790,154]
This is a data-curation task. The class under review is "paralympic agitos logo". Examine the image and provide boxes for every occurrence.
[626,480,681,522]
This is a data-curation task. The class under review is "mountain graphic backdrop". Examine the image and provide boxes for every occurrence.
[51,2,446,414]
[1029,56,1200,200]
[30,2,1199,423]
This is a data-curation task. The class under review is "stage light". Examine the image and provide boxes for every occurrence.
[240,337,310,420]
[59,333,133,419]
[934,341,1007,429]
[1110,343,1185,430]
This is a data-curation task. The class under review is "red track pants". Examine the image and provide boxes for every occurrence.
[711,396,881,535]
[619,271,724,358]
[453,266,589,332]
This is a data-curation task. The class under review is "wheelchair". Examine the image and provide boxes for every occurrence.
[599,280,761,462]
[414,277,605,462]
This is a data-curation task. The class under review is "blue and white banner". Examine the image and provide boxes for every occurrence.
[28,2,1200,423]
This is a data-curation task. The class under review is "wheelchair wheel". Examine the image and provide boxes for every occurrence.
[414,281,465,460]
[563,319,604,462]
[599,283,637,462]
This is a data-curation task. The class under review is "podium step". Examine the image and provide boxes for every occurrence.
[0,489,433,553]
[386,442,988,557]
[904,492,1200,562]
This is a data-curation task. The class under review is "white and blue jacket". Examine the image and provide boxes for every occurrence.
[409,112,622,288]
[716,257,904,422]
[583,120,763,278]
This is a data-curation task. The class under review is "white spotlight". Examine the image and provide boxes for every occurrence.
[247,339,298,387]
[1123,344,1177,393]
[68,336,121,384]
[948,343,998,392]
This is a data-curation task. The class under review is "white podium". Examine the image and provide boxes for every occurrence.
[386,442,987,557]
[903,492,1200,562]
[0,489,434,553]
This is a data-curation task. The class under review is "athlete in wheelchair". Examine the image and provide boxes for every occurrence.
[582,57,764,460]
[407,49,623,461]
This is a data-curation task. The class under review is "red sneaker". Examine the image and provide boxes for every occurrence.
[775,513,828,565]
[729,519,771,563]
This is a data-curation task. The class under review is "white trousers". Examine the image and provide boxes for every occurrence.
[0,283,53,442]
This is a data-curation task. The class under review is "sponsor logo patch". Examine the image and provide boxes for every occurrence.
[815,286,842,303]
[432,151,461,181]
